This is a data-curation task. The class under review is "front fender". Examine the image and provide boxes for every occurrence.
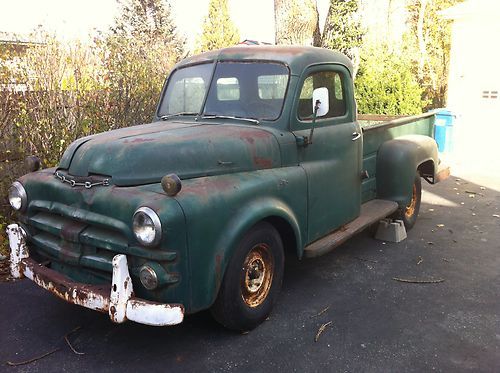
[214,196,303,264]
[376,135,438,206]
[174,168,307,313]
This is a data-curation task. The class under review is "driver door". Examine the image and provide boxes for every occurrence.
[291,65,362,244]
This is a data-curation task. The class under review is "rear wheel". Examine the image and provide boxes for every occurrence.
[211,222,284,332]
[393,173,422,230]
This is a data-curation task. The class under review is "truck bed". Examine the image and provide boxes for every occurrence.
[359,111,437,203]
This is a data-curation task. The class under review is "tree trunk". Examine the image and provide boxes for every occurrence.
[417,0,428,79]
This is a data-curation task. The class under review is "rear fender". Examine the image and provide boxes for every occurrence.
[376,135,438,207]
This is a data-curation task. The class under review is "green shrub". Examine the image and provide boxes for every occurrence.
[355,45,425,115]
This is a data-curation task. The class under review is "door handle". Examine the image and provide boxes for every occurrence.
[352,132,361,141]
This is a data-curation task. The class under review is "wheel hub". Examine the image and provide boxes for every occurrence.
[405,184,417,218]
[241,244,274,307]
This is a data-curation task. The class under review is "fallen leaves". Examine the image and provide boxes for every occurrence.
[310,306,330,318]
[392,277,445,284]
[315,321,333,342]
[65,326,84,355]
[6,348,61,367]
[6,326,84,366]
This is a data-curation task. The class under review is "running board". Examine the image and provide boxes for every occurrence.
[303,199,399,258]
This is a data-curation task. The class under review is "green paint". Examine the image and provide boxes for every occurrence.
[13,46,443,315]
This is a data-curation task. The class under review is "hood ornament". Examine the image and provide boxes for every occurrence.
[55,171,110,189]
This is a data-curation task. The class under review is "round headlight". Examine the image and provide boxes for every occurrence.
[9,181,27,212]
[132,207,162,246]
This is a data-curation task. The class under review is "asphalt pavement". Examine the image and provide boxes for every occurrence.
[0,169,499,372]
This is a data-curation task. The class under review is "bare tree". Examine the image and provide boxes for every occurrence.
[274,0,319,45]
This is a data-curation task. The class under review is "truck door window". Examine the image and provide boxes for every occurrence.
[334,74,343,100]
[298,71,346,121]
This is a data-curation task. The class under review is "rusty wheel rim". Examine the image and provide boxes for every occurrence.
[241,243,274,308]
[405,184,417,219]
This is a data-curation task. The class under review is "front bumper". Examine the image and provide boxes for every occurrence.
[7,224,184,326]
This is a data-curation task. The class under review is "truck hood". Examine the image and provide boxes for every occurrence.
[57,121,281,186]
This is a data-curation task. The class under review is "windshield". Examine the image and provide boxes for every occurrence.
[158,62,213,116]
[158,61,289,121]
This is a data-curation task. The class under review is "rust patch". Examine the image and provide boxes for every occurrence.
[233,128,274,140]
[241,243,274,308]
[253,157,273,168]
[179,177,236,198]
[60,220,88,242]
[23,257,110,313]
[242,136,255,144]
[128,297,184,311]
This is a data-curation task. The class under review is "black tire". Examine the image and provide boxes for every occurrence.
[393,173,422,230]
[211,222,284,332]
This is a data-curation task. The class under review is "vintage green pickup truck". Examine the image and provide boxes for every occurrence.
[7,46,449,331]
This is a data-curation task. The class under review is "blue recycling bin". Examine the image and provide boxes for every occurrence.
[434,109,456,153]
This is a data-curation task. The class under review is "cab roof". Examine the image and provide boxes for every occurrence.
[175,45,353,77]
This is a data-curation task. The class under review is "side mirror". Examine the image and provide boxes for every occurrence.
[301,87,330,147]
[312,87,329,117]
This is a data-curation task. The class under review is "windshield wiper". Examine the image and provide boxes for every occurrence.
[160,112,198,120]
[201,114,260,125]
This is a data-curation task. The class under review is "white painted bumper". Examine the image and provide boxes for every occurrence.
[7,224,184,326]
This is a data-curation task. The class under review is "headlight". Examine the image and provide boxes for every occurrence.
[132,207,162,246]
[8,181,27,212]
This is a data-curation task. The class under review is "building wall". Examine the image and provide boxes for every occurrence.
[445,1,500,161]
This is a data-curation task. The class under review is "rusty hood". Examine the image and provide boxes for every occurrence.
[57,121,281,186]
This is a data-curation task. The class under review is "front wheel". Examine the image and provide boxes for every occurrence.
[211,222,284,332]
[393,173,422,230]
